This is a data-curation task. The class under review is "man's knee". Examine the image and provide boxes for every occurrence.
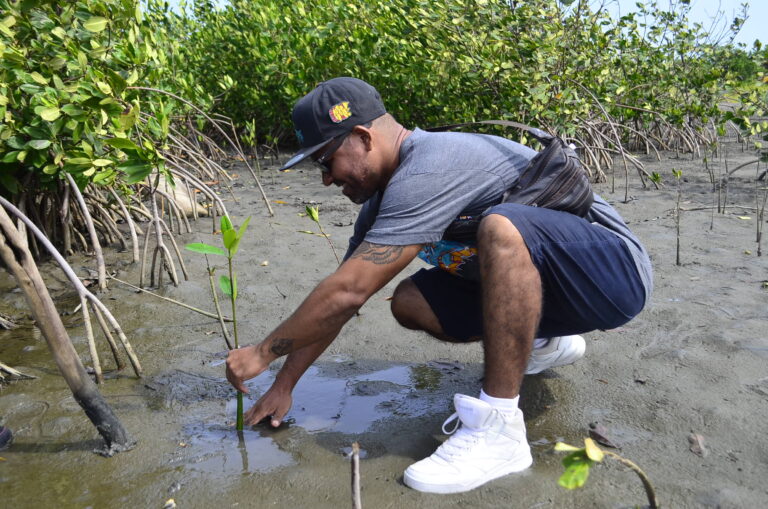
[390,278,422,329]
[477,213,527,254]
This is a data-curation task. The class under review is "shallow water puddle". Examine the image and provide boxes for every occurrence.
[234,364,440,434]
[174,362,450,474]
[182,424,295,474]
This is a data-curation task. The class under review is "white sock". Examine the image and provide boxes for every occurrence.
[533,337,549,349]
[479,389,519,414]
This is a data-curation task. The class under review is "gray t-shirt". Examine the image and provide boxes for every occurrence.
[345,128,652,302]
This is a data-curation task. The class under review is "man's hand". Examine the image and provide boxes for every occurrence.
[226,344,269,393]
[244,384,293,427]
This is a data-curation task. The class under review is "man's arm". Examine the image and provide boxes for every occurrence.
[226,241,422,422]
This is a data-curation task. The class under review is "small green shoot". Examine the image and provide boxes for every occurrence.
[673,168,683,266]
[186,214,251,431]
[555,438,658,508]
[305,205,341,265]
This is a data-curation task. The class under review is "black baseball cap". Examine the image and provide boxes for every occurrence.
[280,77,387,170]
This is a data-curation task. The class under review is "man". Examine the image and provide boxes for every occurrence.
[226,77,652,494]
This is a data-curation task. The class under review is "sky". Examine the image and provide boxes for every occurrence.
[609,0,765,47]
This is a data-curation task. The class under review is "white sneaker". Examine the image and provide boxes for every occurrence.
[403,394,532,494]
[525,335,586,374]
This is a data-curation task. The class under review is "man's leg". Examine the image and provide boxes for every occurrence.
[402,214,538,494]
[477,213,541,398]
[391,273,584,368]
[391,279,478,343]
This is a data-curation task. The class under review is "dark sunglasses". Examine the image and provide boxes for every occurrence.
[313,133,349,173]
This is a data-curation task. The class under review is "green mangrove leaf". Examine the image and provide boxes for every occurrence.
[83,16,108,33]
[185,243,226,256]
[105,137,139,150]
[29,72,48,85]
[0,173,19,193]
[92,169,115,184]
[27,139,52,150]
[92,158,112,167]
[66,157,91,165]
[39,107,61,121]
[96,81,112,95]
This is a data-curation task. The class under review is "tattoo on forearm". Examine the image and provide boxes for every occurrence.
[270,338,294,356]
[350,241,405,265]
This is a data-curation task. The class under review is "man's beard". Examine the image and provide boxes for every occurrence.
[342,163,377,204]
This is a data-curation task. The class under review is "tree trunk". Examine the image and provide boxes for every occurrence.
[0,205,133,455]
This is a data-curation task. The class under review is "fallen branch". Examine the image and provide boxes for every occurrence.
[109,275,233,322]
[0,360,36,380]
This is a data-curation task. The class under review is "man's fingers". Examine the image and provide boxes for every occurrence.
[271,408,288,428]
[225,370,249,394]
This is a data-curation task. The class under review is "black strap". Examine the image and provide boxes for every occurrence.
[425,120,552,143]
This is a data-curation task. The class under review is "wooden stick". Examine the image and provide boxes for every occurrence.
[351,442,362,509]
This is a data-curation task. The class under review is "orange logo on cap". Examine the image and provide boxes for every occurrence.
[329,101,352,123]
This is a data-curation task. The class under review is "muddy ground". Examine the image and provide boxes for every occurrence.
[1,139,767,508]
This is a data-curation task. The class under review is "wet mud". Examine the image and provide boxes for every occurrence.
[1,141,768,508]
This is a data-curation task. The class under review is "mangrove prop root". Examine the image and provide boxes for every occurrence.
[0,196,142,378]
[66,174,106,291]
[80,295,104,384]
[91,301,125,371]
[128,86,274,216]
[0,206,133,452]
[109,189,140,263]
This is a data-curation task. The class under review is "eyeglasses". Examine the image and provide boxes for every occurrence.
[313,133,349,173]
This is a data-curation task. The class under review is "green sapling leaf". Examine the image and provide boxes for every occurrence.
[558,462,591,489]
[185,243,226,256]
[221,215,233,232]
[584,438,605,462]
[237,216,252,239]
[219,275,232,296]
[222,229,237,251]
[305,205,319,223]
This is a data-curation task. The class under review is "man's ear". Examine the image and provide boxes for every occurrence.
[352,125,373,152]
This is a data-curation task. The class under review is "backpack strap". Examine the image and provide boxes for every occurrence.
[425,120,553,144]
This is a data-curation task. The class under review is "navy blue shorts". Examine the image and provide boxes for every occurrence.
[410,203,646,341]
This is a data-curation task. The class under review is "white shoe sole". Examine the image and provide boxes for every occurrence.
[403,449,533,494]
[525,335,586,375]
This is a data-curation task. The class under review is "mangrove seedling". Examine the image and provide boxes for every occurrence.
[673,169,683,266]
[555,438,658,509]
[185,214,251,431]
[305,205,341,265]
